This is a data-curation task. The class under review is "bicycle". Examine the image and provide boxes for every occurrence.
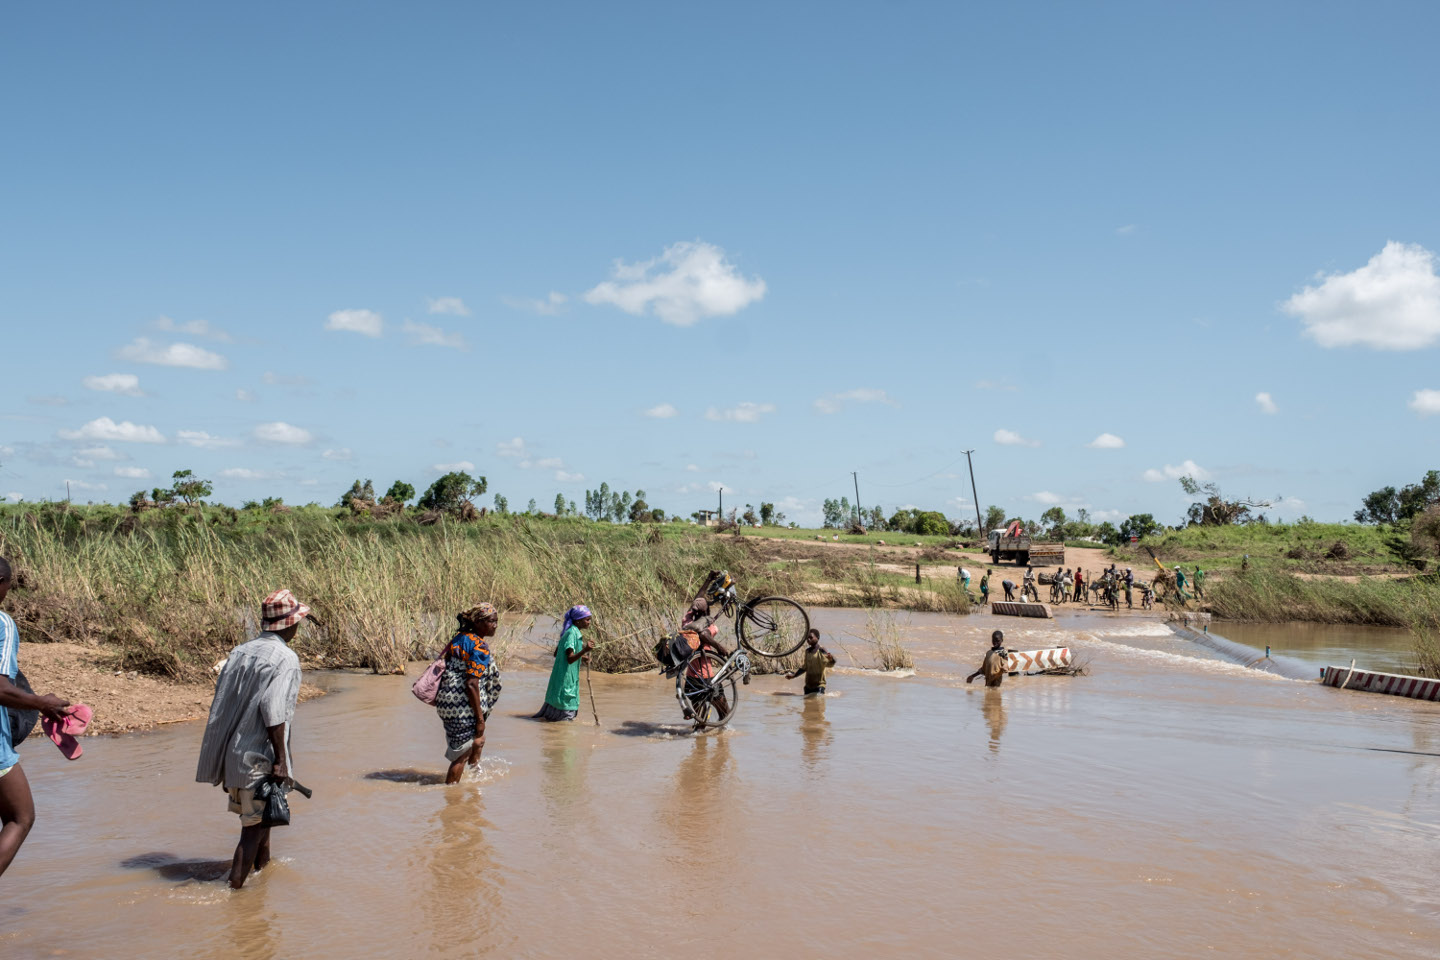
[663,638,754,730]
[701,571,812,659]
[657,572,812,730]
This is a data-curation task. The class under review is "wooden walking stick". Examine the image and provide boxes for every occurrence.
[584,660,600,726]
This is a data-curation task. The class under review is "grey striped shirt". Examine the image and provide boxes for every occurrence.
[195,632,301,790]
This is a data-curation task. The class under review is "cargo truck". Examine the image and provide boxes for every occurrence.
[987,522,1065,567]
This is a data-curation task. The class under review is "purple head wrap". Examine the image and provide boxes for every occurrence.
[561,604,592,638]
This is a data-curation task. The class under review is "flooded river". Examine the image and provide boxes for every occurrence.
[4,609,1439,959]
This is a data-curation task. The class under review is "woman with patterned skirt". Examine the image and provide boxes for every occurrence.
[436,604,502,784]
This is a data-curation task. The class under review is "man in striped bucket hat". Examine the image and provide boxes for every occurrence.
[196,589,310,889]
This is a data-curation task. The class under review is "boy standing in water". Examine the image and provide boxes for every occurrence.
[785,629,836,694]
[979,569,991,606]
[965,630,1010,688]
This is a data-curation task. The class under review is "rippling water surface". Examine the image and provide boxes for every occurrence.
[3,609,1438,959]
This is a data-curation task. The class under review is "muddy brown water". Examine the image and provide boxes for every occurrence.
[3,610,1439,959]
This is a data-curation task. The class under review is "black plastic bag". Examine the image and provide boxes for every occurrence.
[255,776,313,828]
[7,668,39,749]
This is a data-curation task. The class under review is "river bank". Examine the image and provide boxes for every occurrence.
[4,607,1438,959]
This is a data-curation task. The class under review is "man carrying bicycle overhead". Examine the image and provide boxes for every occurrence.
[679,596,732,723]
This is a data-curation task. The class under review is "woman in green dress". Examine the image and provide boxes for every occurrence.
[533,605,593,721]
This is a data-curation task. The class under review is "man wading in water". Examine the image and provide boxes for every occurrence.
[196,589,308,890]
[965,630,1010,687]
[785,629,836,695]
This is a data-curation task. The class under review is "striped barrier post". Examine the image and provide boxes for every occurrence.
[1005,647,1073,674]
[1320,665,1440,703]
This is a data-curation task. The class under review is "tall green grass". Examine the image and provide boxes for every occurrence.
[0,505,799,678]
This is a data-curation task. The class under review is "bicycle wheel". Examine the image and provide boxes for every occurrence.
[678,650,741,730]
[737,596,810,658]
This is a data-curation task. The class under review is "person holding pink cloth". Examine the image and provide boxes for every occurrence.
[0,555,78,878]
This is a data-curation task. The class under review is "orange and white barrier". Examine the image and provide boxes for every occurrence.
[1321,664,1440,702]
[1005,647,1072,673]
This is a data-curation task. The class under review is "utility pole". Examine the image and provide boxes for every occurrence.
[718,487,723,521]
[963,450,983,539]
[852,472,863,527]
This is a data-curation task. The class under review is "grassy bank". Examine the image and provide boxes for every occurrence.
[1113,521,1409,573]
[0,504,969,680]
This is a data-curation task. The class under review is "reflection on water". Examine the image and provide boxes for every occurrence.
[981,689,1006,754]
[800,695,830,774]
[1215,620,1420,675]
[3,609,1440,959]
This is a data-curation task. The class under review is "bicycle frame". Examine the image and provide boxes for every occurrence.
[671,644,751,724]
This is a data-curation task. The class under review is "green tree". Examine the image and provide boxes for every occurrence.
[1119,513,1162,541]
[629,490,652,523]
[1179,476,1272,526]
[1096,521,1121,545]
[418,471,487,514]
[1040,507,1067,536]
[339,479,375,507]
[493,494,508,514]
[169,469,212,506]
[527,498,537,514]
[554,493,566,515]
[384,480,416,504]
[913,511,950,536]
[759,502,775,525]
[982,505,1007,535]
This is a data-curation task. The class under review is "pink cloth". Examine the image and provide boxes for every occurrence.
[41,703,92,760]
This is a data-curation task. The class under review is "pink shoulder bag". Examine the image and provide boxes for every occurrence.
[411,649,447,705]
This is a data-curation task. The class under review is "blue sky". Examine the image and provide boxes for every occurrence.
[3,1,1438,526]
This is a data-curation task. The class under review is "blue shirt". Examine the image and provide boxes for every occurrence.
[0,612,20,769]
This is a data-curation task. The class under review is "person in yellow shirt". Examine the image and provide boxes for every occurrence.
[785,629,836,695]
[965,630,1009,688]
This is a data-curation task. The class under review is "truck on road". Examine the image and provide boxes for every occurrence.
[987,523,1065,567]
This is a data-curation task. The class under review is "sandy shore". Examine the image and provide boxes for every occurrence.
[16,642,325,735]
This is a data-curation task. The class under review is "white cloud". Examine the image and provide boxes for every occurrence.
[65,479,108,493]
[1026,491,1064,505]
[154,316,232,342]
[262,372,311,387]
[644,403,679,419]
[252,422,314,446]
[114,466,152,479]
[685,463,700,472]
[1090,508,1125,523]
[83,373,143,397]
[705,402,775,423]
[1255,392,1278,415]
[4,493,22,503]
[426,297,470,317]
[325,309,384,338]
[402,320,468,350]
[502,292,568,316]
[322,448,353,462]
[1275,496,1307,512]
[0,445,13,458]
[59,417,166,444]
[75,445,123,461]
[813,388,899,415]
[1087,433,1125,449]
[432,461,476,473]
[583,240,766,326]
[117,338,227,370]
[1116,224,1139,235]
[993,428,1039,447]
[1142,459,1209,482]
[219,468,277,481]
[1410,389,1440,416]
[496,437,527,458]
[176,430,239,449]
[1283,241,1440,350]
[534,457,563,470]
[555,470,585,483]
